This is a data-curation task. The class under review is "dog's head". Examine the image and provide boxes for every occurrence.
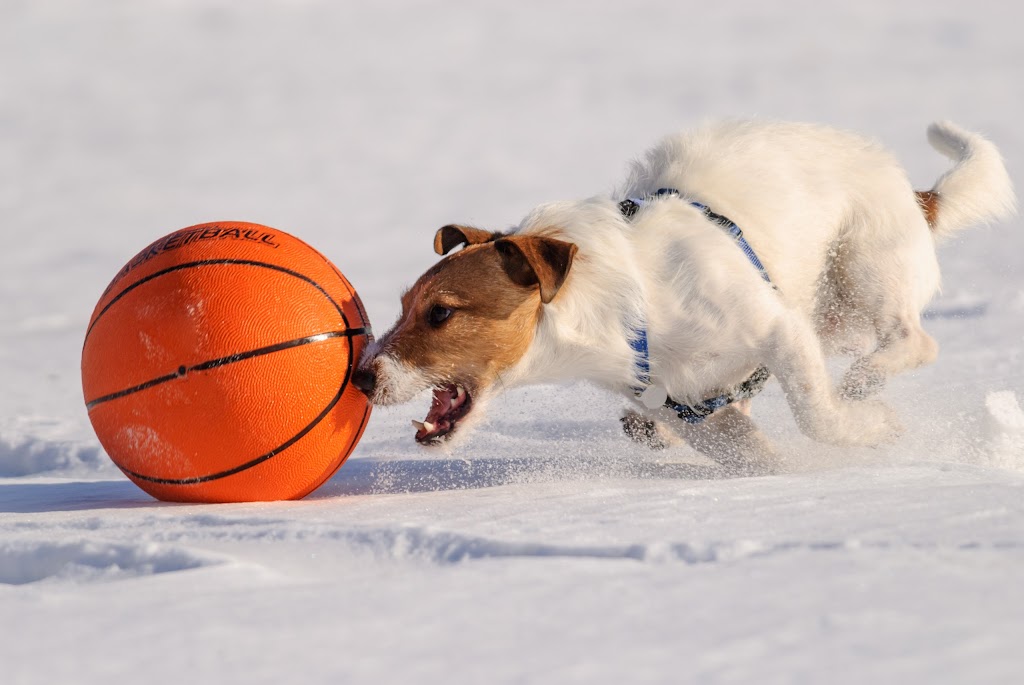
[353,224,577,445]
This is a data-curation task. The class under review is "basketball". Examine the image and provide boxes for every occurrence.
[81,221,372,503]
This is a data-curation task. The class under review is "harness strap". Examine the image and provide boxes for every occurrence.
[621,188,774,424]
[690,202,773,286]
[621,189,775,287]
[664,365,771,424]
[630,326,651,387]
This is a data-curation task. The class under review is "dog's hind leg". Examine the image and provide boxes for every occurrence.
[840,316,938,400]
[833,207,942,400]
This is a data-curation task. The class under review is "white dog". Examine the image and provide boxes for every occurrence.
[353,120,1015,473]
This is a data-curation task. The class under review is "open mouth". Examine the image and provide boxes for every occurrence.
[412,383,473,444]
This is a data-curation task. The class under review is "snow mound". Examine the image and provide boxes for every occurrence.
[982,391,1024,472]
[369,529,817,565]
[0,416,113,477]
[0,434,108,477]
[0,540,219,586]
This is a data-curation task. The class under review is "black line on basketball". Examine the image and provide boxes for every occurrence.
[305,400,373,495]
[353,402,372,447]
[119,332,359,485]
[85,328,365,410]
[320,255,373,341]
[84,259,350,343]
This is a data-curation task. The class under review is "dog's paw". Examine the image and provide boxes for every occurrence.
[621,410,668,450]
[798,398,903,446]
[840,361,886,401]
[838,399,904,446]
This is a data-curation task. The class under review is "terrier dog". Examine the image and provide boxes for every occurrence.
[353,120,1015,473]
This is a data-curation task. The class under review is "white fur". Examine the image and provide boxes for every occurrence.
[501,120,1015,469]
[925,121,1017,239]
[364,346,433,405]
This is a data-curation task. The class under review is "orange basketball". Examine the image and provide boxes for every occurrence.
[81,221,372,503]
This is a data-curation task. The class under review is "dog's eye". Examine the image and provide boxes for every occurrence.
[427,305,453,327]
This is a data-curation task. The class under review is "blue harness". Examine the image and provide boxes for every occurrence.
[619,188,773,424]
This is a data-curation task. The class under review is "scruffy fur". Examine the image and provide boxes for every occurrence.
[355,120,1016,473]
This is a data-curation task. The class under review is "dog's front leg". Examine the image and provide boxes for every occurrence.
[765,315,903,446]
[676,404,779,476]
[624,403,779,476]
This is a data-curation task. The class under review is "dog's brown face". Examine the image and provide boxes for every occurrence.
[353,225,577,445]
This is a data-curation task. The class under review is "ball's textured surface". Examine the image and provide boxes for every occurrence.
[82,222,372,503]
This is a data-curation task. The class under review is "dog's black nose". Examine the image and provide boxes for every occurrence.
[351,367,377,397]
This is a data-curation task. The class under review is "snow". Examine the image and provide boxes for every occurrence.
[2,1,1023,683]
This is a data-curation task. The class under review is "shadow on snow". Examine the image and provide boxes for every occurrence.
[1,456,725,513]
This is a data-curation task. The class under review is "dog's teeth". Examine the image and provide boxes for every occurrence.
[411,420,426,431]
[450,398,458,409]
[456,385,465,399]
[422,421,436,433]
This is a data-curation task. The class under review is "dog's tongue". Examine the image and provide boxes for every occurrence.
[414,386,456,441]
[426,386,455,423]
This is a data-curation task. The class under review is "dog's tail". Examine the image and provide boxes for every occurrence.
[916,121,1016,241]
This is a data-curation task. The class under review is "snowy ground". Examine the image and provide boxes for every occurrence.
[2,1,1023,683]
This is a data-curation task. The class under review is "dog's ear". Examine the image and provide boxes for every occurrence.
[493,235,578,304]
[434,225,501,255]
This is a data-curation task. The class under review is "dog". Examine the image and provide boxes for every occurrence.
[352,120,1015,473]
